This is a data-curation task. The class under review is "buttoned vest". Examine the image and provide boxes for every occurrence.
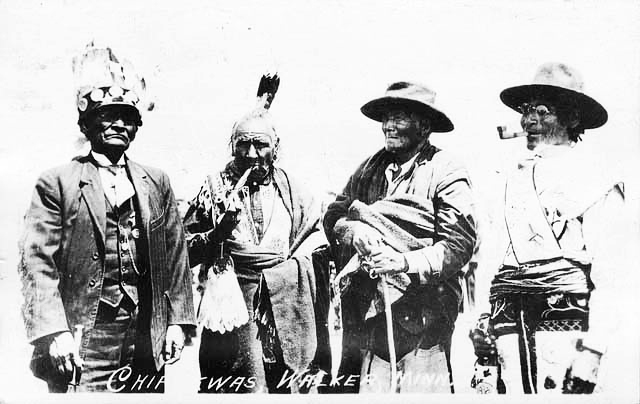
[100,197,146,308]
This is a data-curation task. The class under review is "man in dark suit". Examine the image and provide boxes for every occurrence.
[18,44,196,393]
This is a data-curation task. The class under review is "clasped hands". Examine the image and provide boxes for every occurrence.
[351,223,408,277]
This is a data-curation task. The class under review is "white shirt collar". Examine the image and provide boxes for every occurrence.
[530,143,574,160]
[388,151,420,177]
[91,150,126,167]
[398,152,420,172]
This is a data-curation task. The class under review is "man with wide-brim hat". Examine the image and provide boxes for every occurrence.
[470,62,634,394]
[324,81,477,393]
[18,43,196,392]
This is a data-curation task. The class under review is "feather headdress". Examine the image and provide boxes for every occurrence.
[72,42,150,125]
[231,73,281,147]
[255,73,280,112]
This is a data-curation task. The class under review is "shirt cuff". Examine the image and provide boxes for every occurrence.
[404,245,444,284]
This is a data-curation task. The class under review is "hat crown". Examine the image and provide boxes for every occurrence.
[385,81,437,107]
[360,80,454,132]
[499,61,608,130]
[531,62,585,93]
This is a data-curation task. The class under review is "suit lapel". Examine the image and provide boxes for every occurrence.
[127,158,151,235]
[80,159,107,245]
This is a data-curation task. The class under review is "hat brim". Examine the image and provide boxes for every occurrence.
[79,102,142,126]
[361,97,454,133]
[500,84,607,130]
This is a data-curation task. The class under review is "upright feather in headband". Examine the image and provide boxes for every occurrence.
[256,73,280,112]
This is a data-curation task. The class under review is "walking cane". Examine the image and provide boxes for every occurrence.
[363,248,398,393]
[68,324,84,392]
[380,274,398,393]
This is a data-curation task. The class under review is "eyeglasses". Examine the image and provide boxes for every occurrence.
[518,103,557,117]
[94,108,140,125]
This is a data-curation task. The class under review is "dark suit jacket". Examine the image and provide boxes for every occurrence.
[18,154,196,371]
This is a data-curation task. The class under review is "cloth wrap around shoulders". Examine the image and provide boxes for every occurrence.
[335,195,434,318]
[214,166,328,376]
[335,194,461,342]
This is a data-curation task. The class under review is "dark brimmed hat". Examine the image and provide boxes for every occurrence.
[361,81,454,133]
[500,62,607,130]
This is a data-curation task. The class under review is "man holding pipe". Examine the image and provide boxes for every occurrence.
[470,63,635,395]
[184,75,329,394]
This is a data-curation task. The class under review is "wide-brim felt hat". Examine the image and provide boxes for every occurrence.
[361,81,454,133]
[500,62,607,130]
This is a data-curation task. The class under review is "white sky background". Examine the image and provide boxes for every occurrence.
[0,0,639,398]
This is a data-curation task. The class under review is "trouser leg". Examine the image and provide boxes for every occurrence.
[198,327,238,393]
[198,321,265,393]
[492,296,537,394]
[359,344,452,394]
[495,334,526,394]
[264,359,292,393]
[80,303,137,392]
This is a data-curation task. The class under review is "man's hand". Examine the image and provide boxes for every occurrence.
[563,346,601,393]
[351,223,382,257]
[163,325,185,365]
[362,244,408,277]
[469,314,496,359]
[213,208,241,240]
[49,331,82,380]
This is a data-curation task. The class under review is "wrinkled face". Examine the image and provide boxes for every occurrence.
[232,117,277,180]
[82,105,140,154]
[519,100,572,150]
[381,109,428,156]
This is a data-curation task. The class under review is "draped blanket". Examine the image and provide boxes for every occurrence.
[255,256,318,373]
[335,195,435,318]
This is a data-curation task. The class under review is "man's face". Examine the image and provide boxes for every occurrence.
[519,100,572,150]
[232,116,277,181]
[83,105,139,154]
[233,133,275,180]
[381,109,427,156]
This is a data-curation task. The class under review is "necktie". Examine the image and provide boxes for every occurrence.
[105,165,135,208]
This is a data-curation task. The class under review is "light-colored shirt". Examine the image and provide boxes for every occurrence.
[384,153,420,196]
[484,144,629,354]
[91,151,135,208]
[232,182,291,257]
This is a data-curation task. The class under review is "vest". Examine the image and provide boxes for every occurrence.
[100,198,146,308]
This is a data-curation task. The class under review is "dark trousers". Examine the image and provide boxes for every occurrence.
[490,293,588,394]
[46,300,163,393]
[199,326,291,393]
